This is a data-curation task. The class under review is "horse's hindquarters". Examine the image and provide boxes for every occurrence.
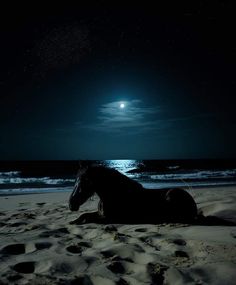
[165,188,198,222]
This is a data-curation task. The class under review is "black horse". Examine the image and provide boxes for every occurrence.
[69,166,198,224]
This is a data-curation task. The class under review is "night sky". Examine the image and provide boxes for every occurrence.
[1,2,236,160]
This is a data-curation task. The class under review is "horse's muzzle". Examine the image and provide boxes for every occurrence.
[69,192,80,211]
[69,199,80,211]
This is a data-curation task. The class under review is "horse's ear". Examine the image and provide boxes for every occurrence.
[76,164,88,179]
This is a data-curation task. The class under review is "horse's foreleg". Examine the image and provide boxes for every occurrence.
[69,211,105,224]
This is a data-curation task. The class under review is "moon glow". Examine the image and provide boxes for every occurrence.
[120,103,125,108]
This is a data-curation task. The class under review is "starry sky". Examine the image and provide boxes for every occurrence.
[1,2,236,160]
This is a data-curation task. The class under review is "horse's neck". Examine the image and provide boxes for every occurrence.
[93,181,121,201]
[94,187,108,201]
[94,182,139,202]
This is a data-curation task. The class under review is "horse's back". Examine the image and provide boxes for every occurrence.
[164,188,198,222]
[119,187,197,223]
[101,187,198,223]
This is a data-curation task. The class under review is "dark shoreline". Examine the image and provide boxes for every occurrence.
[1,183,236,197]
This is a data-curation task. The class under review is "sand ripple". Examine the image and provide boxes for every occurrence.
[0,189,236,284]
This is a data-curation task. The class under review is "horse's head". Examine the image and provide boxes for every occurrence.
[69,167,95,211]
[69,165,143,211]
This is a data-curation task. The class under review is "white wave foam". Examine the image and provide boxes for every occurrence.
[0,171,20,178]
[0,176,74,185]
[150,169,236,181]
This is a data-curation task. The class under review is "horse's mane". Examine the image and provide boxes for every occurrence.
[76,165,142,191]
[89,166,143,192]
[75,161,98,179]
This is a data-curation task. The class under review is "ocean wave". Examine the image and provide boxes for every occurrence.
[0,171,21,178]
[150,169,236,181]
[0,176,75,187]
[1,162,236,195]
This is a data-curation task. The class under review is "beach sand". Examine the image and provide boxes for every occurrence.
[0,187,236,284]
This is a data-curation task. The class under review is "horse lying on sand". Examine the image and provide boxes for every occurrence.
[69,166,199,224]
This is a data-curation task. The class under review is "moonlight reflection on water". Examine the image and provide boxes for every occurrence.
[103,160,140,174]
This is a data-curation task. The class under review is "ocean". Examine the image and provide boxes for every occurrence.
[0,160,236,195]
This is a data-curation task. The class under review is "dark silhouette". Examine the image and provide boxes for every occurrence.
[69,166,199,224]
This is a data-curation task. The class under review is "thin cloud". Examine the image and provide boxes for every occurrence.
[87,99,164,134]
[74,100,213,135]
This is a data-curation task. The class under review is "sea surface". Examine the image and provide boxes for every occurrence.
[0,160,236,195]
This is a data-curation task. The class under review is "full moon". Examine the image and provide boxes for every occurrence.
[120,103,125,108]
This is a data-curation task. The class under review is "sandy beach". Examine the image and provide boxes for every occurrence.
[0,187,236,285]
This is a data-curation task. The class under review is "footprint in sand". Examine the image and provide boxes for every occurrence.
[70,275,93,285]
[1,243,25,255]
[77,241,92,248]
[36,202,46,206]
[12,261,35,274]
[147,263,169,285]
[1,242,52,256]
[39,227,69,238]
[104,225,118,233]
[66,240,92,254]
[172,239,187,246]
[174,250,189,258]
[107,261,125,274]
[35,242,52,250]
[113,233,132,242]
[101,250,116,259]
[12,260,52,274]
[66,244,82,254]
